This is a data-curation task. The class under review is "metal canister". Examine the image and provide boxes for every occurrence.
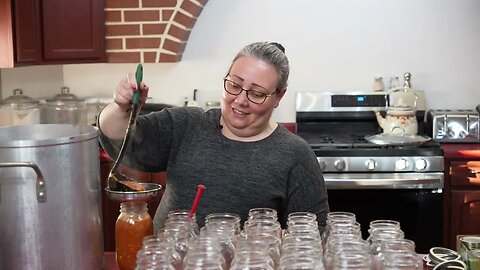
[460,236,480,250]
[457,235,480,270]
[0,124,103,269]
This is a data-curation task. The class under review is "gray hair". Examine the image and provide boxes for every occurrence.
[228,42,290,90]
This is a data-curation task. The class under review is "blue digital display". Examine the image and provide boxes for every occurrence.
[331,94,386,107]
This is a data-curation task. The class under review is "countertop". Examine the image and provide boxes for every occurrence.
[441,143,480,159]
[103,252,430,270]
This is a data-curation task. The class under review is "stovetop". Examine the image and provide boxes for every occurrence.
[295,91,444,175]
[297,130,444,173]
[298,132,443,156]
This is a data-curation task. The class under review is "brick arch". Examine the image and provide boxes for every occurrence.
[105,0,209,63]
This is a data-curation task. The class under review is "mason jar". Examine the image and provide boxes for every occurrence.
[116,201,154,270]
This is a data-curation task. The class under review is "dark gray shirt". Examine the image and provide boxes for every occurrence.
[99,107,329,231]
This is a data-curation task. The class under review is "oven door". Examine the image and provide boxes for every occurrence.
[324,172,444,189]
[324,172,444,254]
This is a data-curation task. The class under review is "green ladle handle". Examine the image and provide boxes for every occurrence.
[133,64,143,104]
[110,63,143,174]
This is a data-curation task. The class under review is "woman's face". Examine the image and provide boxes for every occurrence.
[221,56,286,138]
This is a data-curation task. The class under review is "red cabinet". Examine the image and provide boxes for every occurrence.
[450,189,480,246]
[40,0,105,62]
[443,145,480,249]
[1,0,105,67]
[449,161,480,187]
[13,0,41,62]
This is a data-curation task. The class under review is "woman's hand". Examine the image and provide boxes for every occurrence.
[114,72,150,112]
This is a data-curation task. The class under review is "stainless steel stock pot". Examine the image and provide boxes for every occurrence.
[0,124,103,270]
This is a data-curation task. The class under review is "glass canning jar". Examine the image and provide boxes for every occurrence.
[383,253,421,269]
[116,202,153,270]
[42,86,87,125]
[248,207,278,220]
[0,88,41,126]
[332,250,371,270]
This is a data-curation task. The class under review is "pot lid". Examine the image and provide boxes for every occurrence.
[0,89,39,105]
[46,86,85,102]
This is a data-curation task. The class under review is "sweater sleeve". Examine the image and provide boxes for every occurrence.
[285,150,330,233]
[98,106,205,172]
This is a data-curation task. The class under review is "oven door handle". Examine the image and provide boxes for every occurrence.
[324,172,444,189]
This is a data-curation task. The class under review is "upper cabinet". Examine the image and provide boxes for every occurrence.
[0,0,105,67]
[14,0,41,63]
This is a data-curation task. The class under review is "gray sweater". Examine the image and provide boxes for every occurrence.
[99,107,329,231]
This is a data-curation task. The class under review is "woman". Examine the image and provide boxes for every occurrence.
[98,41,329,231]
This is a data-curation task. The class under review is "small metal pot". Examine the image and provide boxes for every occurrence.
[42,86,87,125]
[0,89,41,126]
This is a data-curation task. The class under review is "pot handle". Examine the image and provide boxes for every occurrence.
[0,162,46,203]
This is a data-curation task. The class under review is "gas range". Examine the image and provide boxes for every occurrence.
[299,131,444,173]
[296,91,446,252]
[296,91,444,189]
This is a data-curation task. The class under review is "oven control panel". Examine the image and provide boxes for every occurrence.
[296,91,426,112]
[316,156,444,173]
[331,94,387,107]
[317,156,445,189]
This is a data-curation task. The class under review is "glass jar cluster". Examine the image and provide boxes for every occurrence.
[127,209,422,270]
[133,208,324,270]
[322,212,421,270]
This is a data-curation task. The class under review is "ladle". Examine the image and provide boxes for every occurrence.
[108,64,145,192]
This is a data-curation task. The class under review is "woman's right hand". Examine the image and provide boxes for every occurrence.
[98,72,150,139]
[114,72,150,112]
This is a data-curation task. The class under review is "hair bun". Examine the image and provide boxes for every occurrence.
[269,42,285,53]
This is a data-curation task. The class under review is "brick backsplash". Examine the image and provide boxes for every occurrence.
[104,0,208,63]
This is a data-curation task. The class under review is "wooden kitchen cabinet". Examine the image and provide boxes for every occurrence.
[1,0,105,67]
[449,189,480,246]
[13,0,41,63]
[443,145,480,249]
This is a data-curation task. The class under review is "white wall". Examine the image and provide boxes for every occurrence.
[2,0,480,122]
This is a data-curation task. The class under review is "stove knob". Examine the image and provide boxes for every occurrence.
[365,159,377,170]
[317,159,326,171]
[334,160,346,171]
[415,158,428,171]
[395,159,409,171]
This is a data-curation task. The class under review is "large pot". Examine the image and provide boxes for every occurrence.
[0,124,103,269]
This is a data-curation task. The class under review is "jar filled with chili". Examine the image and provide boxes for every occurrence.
[116,201,153,270]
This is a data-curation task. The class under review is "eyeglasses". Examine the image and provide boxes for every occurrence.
[223,77,278,105]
